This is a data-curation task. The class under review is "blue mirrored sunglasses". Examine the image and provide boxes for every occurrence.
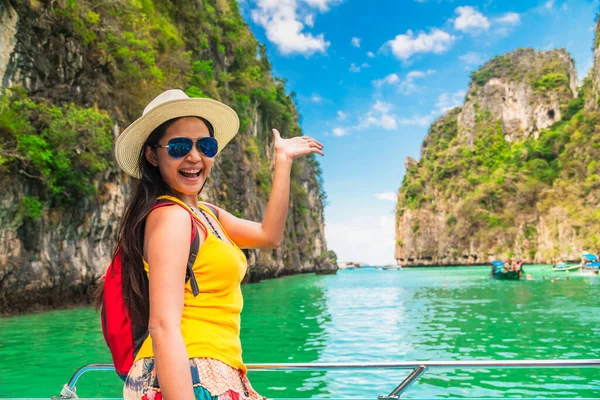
[154,137,218,158]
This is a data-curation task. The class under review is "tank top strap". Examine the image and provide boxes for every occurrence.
[198,202,219,219]
[156,195,209,237]
[197,203,240,249]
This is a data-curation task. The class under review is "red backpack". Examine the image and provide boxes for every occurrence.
[100,199,218,380]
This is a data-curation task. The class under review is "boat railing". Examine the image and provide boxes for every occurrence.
[56,359,600,399]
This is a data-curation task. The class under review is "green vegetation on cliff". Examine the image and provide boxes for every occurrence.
[401,99,598,246]
[0,87,113,212]
[398,49,599,260]
[0,0,325,220]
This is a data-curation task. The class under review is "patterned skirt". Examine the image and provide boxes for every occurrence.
[123,357,266,400]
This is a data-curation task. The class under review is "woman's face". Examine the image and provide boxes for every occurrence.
[146,117,215,204]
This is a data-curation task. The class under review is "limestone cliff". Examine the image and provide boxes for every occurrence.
[396,45,599,266]
[459,49,577,144]
[586,15,600,110]
[0,0,333,314]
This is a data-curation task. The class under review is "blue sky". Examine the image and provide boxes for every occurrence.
[238,0,599,265]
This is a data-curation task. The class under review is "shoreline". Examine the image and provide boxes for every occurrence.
[400,263,538,268]
[0,269,324,317]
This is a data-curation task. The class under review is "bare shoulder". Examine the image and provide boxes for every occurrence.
[143,204,193,263]
[146,204,192,234]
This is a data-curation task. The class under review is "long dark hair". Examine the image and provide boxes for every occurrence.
[96,116,214,327]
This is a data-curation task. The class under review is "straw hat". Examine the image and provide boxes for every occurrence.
[115,89,240,178]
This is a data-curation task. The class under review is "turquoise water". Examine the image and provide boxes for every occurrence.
[0,266,599,398]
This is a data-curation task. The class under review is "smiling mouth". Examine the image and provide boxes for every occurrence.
[179,169,202,179]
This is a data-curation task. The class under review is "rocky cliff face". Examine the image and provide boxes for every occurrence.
[586,18,600,110]
[458,49,577,145]
[0,0,332,314]
[396,45,599,266]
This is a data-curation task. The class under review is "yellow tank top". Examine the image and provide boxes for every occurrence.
[134,196,248,372]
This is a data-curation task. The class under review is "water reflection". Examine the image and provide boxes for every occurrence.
[0,266,598,398]
[241,274,331,397]
[397,267,600,398]
[0,307,121,398]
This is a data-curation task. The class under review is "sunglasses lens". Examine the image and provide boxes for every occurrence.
[197,137,218,157]
[167,137,193,158]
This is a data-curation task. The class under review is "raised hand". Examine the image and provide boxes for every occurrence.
[272,128,324,161]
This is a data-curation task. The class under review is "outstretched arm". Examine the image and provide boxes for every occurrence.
[217,129,323,249]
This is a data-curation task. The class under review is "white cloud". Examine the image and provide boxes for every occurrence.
[385,29,456,61]
[250,0,342,56]
[349,63,361,72]
[534,0,555,14]
[351,37,361,47]
[367,51,375,58]
[406,70,427,79]
[495,12,520,25]
[311,94,322,102]
[332,127,348,136]
[362,62,370,68]
[331,88,465,138]
[373,73,401,88]
[326,215,396,265]
[400,69,436,93]
[435,90,466,113]
[304,14,315,27]
[356,100,398,130]
[393,89,466,128]
[379,114,397,130]
[460,52,486,67]
[329,100,412,138]
[453,6,490,32]
[373,69,436,94]
[303,0,340,12]
[492,26,511,38]
[398,114,433,126]
[375,192,397,201]
[373,100,393,113]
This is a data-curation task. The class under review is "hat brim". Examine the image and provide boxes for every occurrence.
[115,98,239,178]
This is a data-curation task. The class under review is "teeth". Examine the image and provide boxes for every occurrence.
[181,169,201,173]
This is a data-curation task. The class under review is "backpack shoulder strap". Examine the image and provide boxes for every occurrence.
[150,200,201,296]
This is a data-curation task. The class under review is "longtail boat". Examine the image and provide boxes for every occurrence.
[552,262,581,271]
[490,260,524,280]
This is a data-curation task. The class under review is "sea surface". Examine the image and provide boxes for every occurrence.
[0,265,599,398]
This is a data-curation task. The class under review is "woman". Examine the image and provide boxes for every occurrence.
[111,89,323,400]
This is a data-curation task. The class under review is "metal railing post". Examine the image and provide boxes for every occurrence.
[56,359,600,399]
[379,365,429,399]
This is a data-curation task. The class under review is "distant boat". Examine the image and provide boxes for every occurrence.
[337,262,360,270]
[382,264,402,270]
[359,265,378,269]
[552,262,581,271]
[581,252,600,270]
[490,260,524,280]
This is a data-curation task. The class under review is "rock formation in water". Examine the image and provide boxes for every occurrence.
[0,0,335,314]
[396,39,600,266]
